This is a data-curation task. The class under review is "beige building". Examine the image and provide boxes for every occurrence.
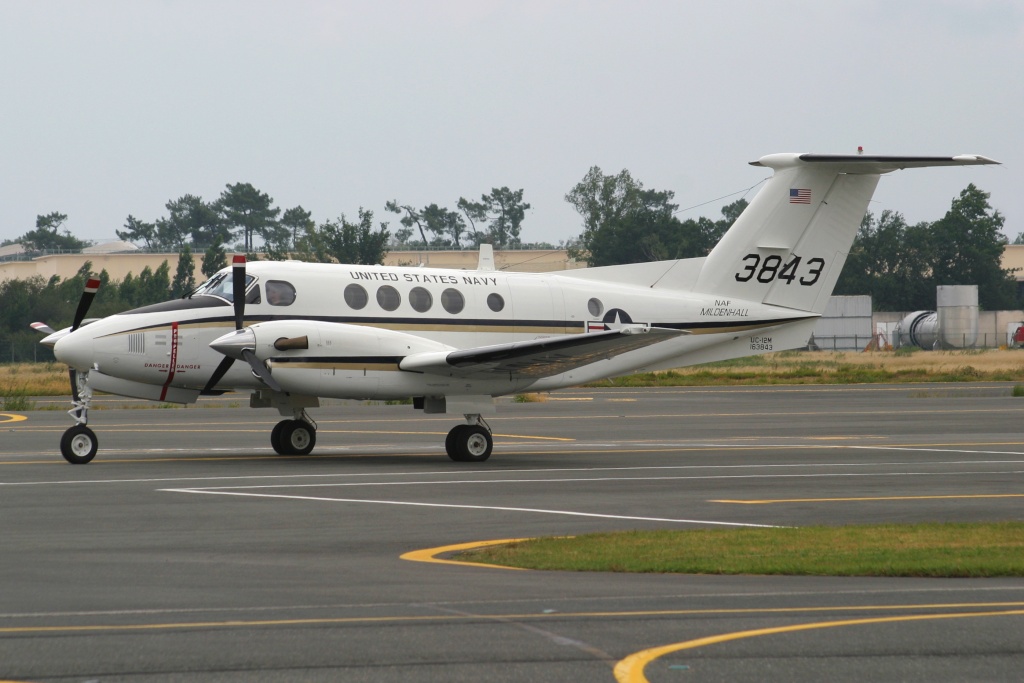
[0,248,584,283]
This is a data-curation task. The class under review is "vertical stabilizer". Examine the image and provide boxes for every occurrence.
[691,154,998,314]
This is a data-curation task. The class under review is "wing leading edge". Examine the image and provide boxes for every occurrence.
[399,326,686,380]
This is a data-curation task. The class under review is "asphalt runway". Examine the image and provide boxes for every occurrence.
[2,383,1023,682]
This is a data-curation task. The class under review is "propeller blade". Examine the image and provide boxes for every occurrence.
[30,322,56,335]
[72,278,102,331]
[201,355,236,395]
[232,255,246,331]
[241,348,284,393]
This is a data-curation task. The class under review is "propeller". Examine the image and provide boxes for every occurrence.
[204,255,285,394]
[65,277,101,403]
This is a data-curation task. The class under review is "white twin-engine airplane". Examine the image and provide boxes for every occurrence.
[37,153,997,464]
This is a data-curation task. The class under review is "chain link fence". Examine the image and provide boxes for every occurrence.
[0,338,56,364]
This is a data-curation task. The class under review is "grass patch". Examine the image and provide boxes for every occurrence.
[592,349,1024,387]
[0,382,36,411]
[457,523,1024,577]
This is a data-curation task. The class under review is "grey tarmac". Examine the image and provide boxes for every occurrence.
[1,383,1022,682]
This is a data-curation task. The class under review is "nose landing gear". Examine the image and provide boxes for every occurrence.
[61,370,97,464]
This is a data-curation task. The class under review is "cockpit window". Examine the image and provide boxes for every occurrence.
[266,280,296,306]
[193,271,255,303]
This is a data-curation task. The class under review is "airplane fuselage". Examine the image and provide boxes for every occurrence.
[56,260,814,402]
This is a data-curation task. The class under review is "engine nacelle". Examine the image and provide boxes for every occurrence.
[242,320,456,399]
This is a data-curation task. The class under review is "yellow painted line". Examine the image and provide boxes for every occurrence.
[713,494,1024,504]
[546,397,593,401]
[614,609,1024,683]
[401,538,531,570]
[1,602,1022,637]
[0,413,28,424]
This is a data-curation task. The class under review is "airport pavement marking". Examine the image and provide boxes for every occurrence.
[613,608,1024,683]
[2,602,1023,637]
[400,538,532,570]
[163,487,783,528]
[713,493,1024,504]
[0,413,27,424]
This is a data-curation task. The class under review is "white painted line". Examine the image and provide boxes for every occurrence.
[4,458,1024,487]
[162,489,783,528]
[160,469,1024,492]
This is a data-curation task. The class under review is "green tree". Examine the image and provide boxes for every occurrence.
[834,211,935,310]
[217,183,281,252]
[279,206,314,247]
[673,200,746,260]
[385,201,428,245]
[460,187,530,248]
[19,212,90,252]
[421,204,468,247]
[297,209,390,265]
[158,194,226,250]
[202,241,228,277]
[171,244,196,298]
[565,167,682,266]
[930,184,1016,310]
[116,215,159,249]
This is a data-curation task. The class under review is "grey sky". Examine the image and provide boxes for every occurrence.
[2,1,1021,248]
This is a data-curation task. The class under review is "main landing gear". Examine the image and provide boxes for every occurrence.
[445,416,493,462]
[61,370,98,464]
[270,411,317,455]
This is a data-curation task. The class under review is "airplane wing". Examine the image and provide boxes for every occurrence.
[399,325,686,379]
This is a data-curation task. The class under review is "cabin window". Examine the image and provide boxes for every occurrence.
[588,298,604,317]
[441,288,464,314]
[409,286,433,313]
[486,292,505,312]
[345,284,368,310]
[266,280,296,306]
[376,285,401,311]
[246,285,261,305]
[195,271,254,302]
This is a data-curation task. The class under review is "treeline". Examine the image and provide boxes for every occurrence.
[0,261,178,363]
[1,183,542,266]
[833,185,1015,311]
[564,168,1016,312]
[0,168,1015,363]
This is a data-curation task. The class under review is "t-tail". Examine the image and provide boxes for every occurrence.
[691,154,1000,314]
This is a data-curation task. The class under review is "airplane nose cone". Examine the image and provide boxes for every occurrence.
[209,328,256,359]
[53,330,95,371]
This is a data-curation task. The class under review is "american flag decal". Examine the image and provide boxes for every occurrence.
[789,188,811,204]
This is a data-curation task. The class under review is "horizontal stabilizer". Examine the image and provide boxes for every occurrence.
[400,326,685,380]
[751,153,1000,173]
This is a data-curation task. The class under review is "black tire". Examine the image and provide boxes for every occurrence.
[280,419,316,456]
[455,425,492,463]
[60,425,98,464]
[270,420,288,455]
[445,425,467,461]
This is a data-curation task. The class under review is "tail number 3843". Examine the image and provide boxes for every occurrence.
[734,254,825,286]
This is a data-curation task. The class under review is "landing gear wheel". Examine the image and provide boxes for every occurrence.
[445,425,467,461]
[447,424,492,462]
[60,425,98,464]
[270,420,288,455]
[279,419,316,456]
